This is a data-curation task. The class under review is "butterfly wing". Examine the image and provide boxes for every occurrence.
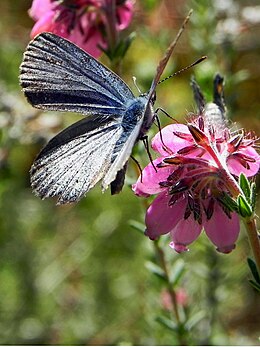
[30,115,126,204]
[31,107,147,203]
[20,32,134,116]
[102,113,144,191]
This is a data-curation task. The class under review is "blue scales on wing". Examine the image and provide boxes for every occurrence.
[20,32,134,116]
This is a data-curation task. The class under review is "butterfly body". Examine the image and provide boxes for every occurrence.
[122,95,154,135]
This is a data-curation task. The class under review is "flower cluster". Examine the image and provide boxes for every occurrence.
[29,0,133,57]
[133,76,260,253]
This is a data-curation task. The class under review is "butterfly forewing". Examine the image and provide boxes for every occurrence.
[20,32,134,116]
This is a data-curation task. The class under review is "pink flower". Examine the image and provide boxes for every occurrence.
[29,0,133,58]
[161,288,189,311]
[133,76,260,254]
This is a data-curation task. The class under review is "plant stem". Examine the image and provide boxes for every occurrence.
[102,0,122,74]
[243,216,260,273]
[154,241,188,345]
[154,240,180,323]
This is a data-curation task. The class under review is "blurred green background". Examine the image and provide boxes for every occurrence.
[0,0,260,345]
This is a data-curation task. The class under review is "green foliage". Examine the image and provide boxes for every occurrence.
[218,192,239,213]
[248,258,260,293]
[237,174,258,218]
[239,173,251,202]
[0,0,259,345]
[102,32,136,64]
[238,194,253,218]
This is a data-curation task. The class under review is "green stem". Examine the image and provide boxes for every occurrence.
[104,0,117,50]
[102,0,122,74]
[154,241,187,345]
[154,241,180,323]
[243,216,260,273]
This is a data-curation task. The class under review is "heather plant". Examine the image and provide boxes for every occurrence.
[29,0,134,70]
[0,0,260,345]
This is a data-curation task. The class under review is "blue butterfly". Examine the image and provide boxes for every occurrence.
[20,13,192,204]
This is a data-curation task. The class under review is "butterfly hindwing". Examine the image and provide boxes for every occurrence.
[101,115,144,191]
[31,115,125,204]
[20,32,134,116]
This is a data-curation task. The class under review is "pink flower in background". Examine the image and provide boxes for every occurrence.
[133,77,260,254]
[161,288,189,311]
[29,0,133,57]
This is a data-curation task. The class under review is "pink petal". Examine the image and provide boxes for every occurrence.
[152,124,192,156]
[169,216,202,253]
[68,21,105,58]
[29,0,54,20]
[30,9,104,58]
[30,11,56,38]
[145,192,185,240]
[204,204,240,253]
[132,157,174,196]
[227,146,260,177]
[116,0,134,30]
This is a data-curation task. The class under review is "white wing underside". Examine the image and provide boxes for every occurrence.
[102,118,143,191]
[31,121,124,204]
[31,117,143,204]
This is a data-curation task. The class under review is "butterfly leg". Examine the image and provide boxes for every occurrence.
[141,135,157,173]
[130,155,143,183]
[154,108,174,155]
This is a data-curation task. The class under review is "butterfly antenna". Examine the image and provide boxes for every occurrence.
[158,56,207,85]
[132,76,142,94]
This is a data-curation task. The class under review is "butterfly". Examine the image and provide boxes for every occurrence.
[20,11,192,204]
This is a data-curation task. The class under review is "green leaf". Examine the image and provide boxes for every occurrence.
[247,258,260,284]
[239,173,251,201]
[250,182,257,212]
[218,192,238,213]
[156,315,177,331]
[169,259,185,287]
[128,220,145,234]
[145,261,167,282]
[104,33,136,62]
[249,280,260,293]
[237,194,252,217]
[116,32,136,59]
[185,311,206,330]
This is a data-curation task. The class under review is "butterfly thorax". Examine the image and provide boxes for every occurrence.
[123,95,154,138]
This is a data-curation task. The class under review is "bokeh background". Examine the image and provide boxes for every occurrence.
[0,0,260,345]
